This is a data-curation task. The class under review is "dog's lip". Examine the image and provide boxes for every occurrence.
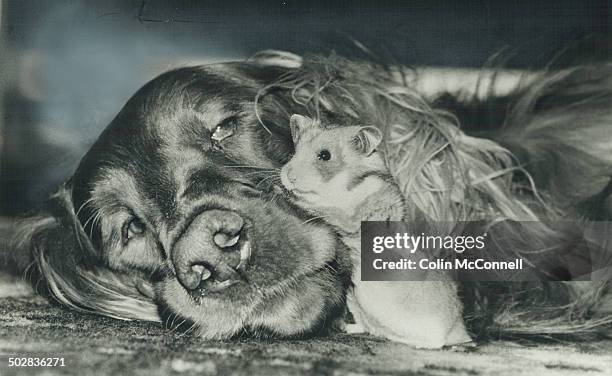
[189,259,339,309]
[186,211,341,300]
[255,258,341,299]
[191,266,249,299]
[188,235,340,302]
[195,279,241,296]
[218,222,253,274]
[236,238,251,272]
[186,222,255,299]
[238,181,264,194]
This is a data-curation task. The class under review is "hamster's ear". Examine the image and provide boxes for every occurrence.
[289,114,313,145]
[353,126,382,156]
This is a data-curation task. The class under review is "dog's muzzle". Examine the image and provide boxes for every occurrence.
[171,209,252,294]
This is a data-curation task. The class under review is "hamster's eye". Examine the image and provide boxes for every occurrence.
[317,149,331,161]
[122,217,146,245]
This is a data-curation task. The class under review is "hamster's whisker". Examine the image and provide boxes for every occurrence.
[266,192,282,205]
[302,215,328,225]
[256,174,281,189]
[223,165,280,171]
[370,198,405,211]
[242,170,279,177]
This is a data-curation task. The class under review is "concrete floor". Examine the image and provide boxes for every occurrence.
[1,293,612,376]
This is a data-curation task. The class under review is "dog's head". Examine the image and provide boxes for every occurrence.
[9,55,353,338]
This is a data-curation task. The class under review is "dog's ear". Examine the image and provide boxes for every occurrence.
[352,126,382,156]
[2,183,160,321]
[1,185,84,278]
[1,215,52,276]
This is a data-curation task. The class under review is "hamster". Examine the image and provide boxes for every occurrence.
[280,114,471,348]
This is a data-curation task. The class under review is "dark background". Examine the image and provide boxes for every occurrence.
[0,0,610,215]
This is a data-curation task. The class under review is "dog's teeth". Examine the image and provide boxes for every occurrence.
[237,240,252,271]
[191,264,212,281]
[214,233,240,248]
[201,268,212,281]
[225,235,240,247]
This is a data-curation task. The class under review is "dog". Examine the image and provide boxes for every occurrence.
[3,51,612,341]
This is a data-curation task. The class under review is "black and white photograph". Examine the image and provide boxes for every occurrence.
[1,1,612,375]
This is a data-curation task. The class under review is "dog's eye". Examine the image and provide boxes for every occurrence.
[123,217,146,244]
[211,116,238,145]
[317,149,331,161]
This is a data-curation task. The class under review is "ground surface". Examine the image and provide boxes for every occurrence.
[1,290,612,376]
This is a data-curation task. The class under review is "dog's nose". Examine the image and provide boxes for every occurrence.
[172,210,251,291]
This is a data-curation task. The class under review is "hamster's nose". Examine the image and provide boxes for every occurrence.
[281,165,298,188]
[287,166,297,183]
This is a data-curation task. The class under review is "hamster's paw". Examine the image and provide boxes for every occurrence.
[378,317,469,349]
[447,341,477,351]
[383,326,449,349]
[444,320,472,346]
[345,323,366,334]
[393,335,447,349]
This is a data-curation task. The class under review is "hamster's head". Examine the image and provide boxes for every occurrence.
[280,114,386,220]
